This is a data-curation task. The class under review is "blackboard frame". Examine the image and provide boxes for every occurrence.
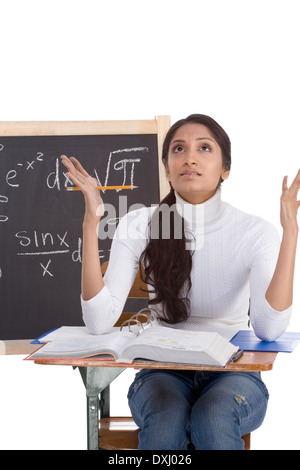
[0,116,171,353]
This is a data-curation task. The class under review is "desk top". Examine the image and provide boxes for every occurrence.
[33,351,278,372]
[1,340,277,371]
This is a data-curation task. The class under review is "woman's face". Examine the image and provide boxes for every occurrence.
[164,123,230,204]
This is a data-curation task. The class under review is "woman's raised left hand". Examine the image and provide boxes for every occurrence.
[280,169,300,231]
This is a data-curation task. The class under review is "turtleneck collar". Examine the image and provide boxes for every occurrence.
[175,189,224,248]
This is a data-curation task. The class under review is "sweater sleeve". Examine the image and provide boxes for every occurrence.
[81,208,150,334]
[248,221,292,341]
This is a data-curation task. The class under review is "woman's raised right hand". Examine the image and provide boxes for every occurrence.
[61,155,104,223]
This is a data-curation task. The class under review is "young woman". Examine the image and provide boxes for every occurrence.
[61,114,299,450]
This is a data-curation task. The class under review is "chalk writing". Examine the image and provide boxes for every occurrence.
[2,146,147,195]
[0,194,8,222]
[113,159,141,188]
[103,147,147,192]
[46,147,147,192]
[15,230,71,276]
[6,170,19,187]
[17,250,70,256]
[14,230,106,277]
[14,229,97,277]
[47,157,61,190]
[15,230,69,249]
[40,260,53,277]
[4,152,44,189]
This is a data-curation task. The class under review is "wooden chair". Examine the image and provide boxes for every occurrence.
[99,417,251,450]
[98,261,251,450]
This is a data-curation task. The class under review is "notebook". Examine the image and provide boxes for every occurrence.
[230,330,300,353]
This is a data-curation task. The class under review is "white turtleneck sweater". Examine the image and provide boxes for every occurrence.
[81,189,292,341]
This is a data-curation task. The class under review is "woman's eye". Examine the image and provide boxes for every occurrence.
[200,145,211,152]
[174,146,184,153]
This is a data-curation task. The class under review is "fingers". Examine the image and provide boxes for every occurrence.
[64,169,83,188]
[61,156,82,186]
[282,170,300,196]
[282,175,288,193]
[61,155,87,175]
[69,156,90,178]
[61,155,76,176]
[61,155,99,193]
[61,155,81,175]
[61,155,88,183]
[290,168,300,195]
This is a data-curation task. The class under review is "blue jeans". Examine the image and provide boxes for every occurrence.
[127,369,269,450]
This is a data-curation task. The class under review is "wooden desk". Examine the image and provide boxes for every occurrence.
[33,350,277,371]
[33,351,278,450]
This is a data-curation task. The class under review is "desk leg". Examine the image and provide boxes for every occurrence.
[87,395,100,451]
[79,366,125,450]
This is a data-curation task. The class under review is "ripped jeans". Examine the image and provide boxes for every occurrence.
[127,369,269,450]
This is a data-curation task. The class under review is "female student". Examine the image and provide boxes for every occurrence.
[61,114,299,450]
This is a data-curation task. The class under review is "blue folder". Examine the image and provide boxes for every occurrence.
[230,330,300,353]
[31,328,58,344]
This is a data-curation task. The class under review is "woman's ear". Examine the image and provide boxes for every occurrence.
[221,169,230,181]
[164,162,170,182]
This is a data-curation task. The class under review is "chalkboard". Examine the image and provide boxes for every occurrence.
[0,118,171,340]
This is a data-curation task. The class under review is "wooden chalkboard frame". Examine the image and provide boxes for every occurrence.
[0,116,171,354]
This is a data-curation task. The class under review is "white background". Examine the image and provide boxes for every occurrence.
[0,0,300,450]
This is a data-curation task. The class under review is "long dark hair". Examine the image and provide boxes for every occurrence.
[140,114,231,324]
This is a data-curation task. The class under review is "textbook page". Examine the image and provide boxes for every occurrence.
[126,326,217,350]
[29,330,134,359]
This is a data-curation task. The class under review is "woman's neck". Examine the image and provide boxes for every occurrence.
[175,188,224,235]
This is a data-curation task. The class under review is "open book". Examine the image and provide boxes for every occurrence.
[26,311,239,367]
